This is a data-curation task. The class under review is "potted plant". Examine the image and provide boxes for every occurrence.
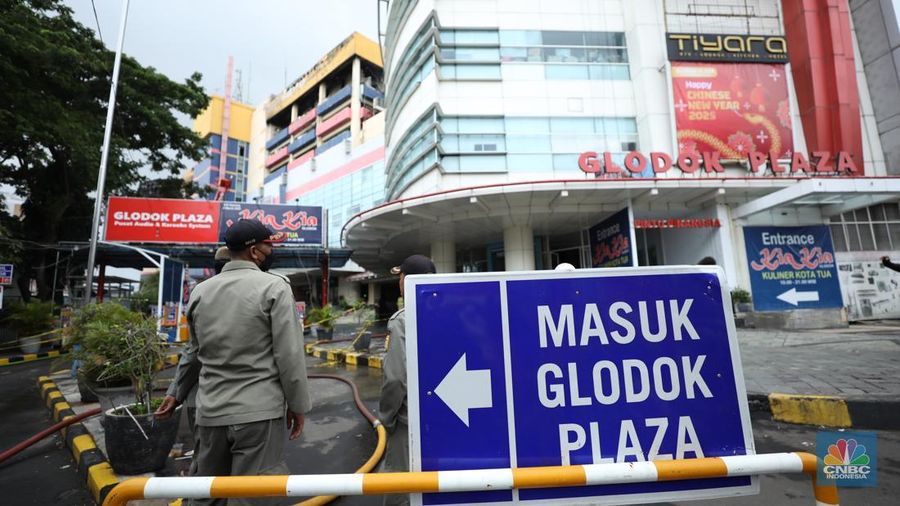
[2,301,54,354]
[306,304,336,340]
[73,303,178,474]
[731,288,753,313]
[69,304,133,404]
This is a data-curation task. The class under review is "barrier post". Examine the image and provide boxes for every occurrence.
[102,452,838,506]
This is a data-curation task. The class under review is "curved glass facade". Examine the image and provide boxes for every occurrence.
[384,5,638,199]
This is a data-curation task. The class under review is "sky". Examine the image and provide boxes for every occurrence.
[3,1,382,213]
[66,0,381,104]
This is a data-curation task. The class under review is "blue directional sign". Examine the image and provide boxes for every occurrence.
[406,267,756,506]
[742,226,843,311]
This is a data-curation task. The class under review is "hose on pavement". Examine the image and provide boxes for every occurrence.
[0,407,102,465]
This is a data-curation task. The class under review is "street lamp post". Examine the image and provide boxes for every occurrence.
[84,0,131,304]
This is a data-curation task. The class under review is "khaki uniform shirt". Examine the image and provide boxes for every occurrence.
[175,260,311,426]
[380,308,408,430]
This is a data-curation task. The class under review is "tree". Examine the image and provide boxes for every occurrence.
[0,0,209,301]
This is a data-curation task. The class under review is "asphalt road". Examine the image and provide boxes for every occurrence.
[0,357,896,505]
[0,359,94,506]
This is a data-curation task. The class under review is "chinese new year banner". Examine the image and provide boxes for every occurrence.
[672,62,793,160]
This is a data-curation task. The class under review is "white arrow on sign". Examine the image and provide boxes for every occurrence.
[434,353,493,427]
[777,288,820,306]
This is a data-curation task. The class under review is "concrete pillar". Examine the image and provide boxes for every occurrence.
[431,237,457,273]
[504,225,535,271]
[623,0,674,154]
[716,204,738,291]
[367,282,379,305]
[291,103,299,122]
[316,83,327,147]
[350,57,362,147]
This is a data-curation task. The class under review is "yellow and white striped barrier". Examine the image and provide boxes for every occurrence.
[102,452,838,506]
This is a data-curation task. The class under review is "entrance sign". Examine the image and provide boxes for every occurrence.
[588,208,634,268]
[0,264,12,285]
[743,226,842,311]
[406,267,756,506]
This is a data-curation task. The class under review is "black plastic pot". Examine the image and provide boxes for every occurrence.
[103,405,180,475]
[82,375,134,411]
[77,371,131,405]
[311,326,333,341]
[76,377,98,403]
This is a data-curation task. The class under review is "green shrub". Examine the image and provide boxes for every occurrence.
[306,305,337,330]
[731,288,752,304]
[3,301,54,336]
[72,303,167,411]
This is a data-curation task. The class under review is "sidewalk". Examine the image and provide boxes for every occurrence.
[737,323,900,429]
[302,321,900,429]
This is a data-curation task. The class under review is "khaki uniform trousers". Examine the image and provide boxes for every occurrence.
[381,422,409,506]
[188,417,290,506]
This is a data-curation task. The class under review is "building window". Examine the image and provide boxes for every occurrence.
[494,29,630,81]
[439,47,500,63]
[830,203,900,252]
[439,64,501,80]
[386,16,437,133]
[440,29,500,45]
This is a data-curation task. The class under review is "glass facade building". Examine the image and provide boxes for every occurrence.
[340,0,900,325]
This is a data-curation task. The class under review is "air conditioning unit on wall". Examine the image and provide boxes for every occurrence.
[344,137,352,154]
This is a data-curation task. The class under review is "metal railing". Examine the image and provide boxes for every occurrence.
[102,452,839,506]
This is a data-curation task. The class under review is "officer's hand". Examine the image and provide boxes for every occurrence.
[154,395,178,420]
[287,411,305,440]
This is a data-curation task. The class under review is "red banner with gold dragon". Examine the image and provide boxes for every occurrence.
[672,62,793,160]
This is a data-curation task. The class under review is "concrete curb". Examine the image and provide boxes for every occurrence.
[747,392,900,430]
[32,353,182,505]
[304,342,383,369]
[1,350,65,366]
[36,375,118,505]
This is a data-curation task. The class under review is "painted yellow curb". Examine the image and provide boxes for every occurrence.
[769,393,852,427]
[87,462,120,504]
[72,434,97,465]
[46,390,63,408]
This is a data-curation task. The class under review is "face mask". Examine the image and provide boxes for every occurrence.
[214,260,228,275]
[258,250,275,272]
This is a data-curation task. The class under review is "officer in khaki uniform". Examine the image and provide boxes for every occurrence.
[157,219,310,506]
[155,246,232,476]
[380,255,436,506]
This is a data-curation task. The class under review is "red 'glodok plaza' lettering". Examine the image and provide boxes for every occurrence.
[578,150,859,175]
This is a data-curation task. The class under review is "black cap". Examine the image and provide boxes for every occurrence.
[391,254,437,275]
[224,219,285,251]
